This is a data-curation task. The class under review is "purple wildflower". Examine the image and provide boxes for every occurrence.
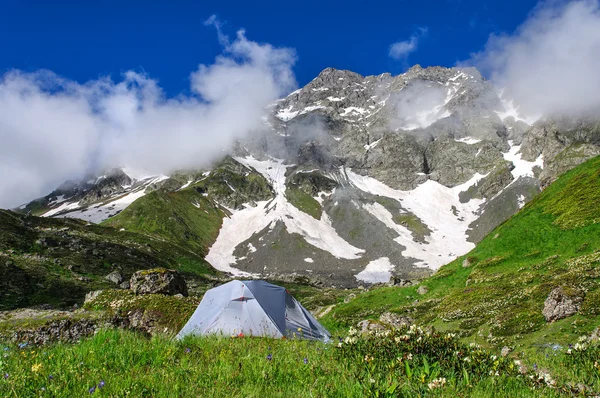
[18,343,27,349]
[303,357,308,364]
[2,347,8,351]
[185,348,191,354]
[48,374,54,380]
[3,373,8,380]
[98,380,105,388]
[266,354,272,361]
[89,386,96,394]
[533,364,538,371]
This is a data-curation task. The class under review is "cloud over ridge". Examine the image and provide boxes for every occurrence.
[470,0,600,119]
[0,19,297,208]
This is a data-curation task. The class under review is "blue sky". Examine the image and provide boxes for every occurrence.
[1,0,539,97]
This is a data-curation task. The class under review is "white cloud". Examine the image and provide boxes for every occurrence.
[0,21,297,209]
[470,0,600,119]
[389,27,428,60]
[387,81,449,130]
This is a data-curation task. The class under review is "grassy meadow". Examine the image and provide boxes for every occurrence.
[4,326,599,397]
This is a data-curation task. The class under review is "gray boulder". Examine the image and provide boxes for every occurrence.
[7,318,97,345]
[357,319,387,334]
[387,276,413,287]
[84,290,102,304]
[417,285,429,295]
[105,271,123,285]
[542,287,583,322]
[129,268,188,296]
[379,312,413,328]
[501,346,512,357]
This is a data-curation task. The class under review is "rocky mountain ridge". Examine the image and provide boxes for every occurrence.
[14,65,600,286]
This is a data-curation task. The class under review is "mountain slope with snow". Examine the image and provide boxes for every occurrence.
[17,65,600,286]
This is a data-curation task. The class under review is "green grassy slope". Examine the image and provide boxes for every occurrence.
[322,156,600,349]
[285,187,322,219]
[0,157,279,311]
[0,210,218,311]
[1,328,576,397]
[104,156,274,256]
[103,189,224,256]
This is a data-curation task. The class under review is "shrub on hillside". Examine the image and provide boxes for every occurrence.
[335,325,549,396]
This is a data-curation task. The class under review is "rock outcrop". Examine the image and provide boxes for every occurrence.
[6,318,98,345]
[105,270,123,285]
[379,312,413,328]
[129,268,188,297]
[542,287,583,322]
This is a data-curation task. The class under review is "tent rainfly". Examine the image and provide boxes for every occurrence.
[176,280,331,342]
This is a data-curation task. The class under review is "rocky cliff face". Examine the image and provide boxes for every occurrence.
[17,65,600,287]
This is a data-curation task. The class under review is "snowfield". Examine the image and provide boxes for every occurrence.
[205,157,365,276]
[503,141,544,180]
[455,137,482,145]
[54,188,149,223]
[43,175,168,223]
[346,169,487,270]
[355,257,394,284]
[206,156,491,278]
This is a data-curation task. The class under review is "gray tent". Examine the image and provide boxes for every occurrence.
[176,280,330,342]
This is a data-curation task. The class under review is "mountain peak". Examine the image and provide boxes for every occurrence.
[312,67,364,84]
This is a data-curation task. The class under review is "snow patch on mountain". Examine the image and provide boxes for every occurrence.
[517,194,526,209]
[346,169,487,269]
[455,137,482,145]
[503,141,544,180]
[55,188,149,223]
[276,105,299,121]
[364,138,382,151]
[43,201,82,217]
[340,107,368,117]
[205,157,365,275]
[42,175,168,223]
[355,257,394,283]
[180,180,193,190]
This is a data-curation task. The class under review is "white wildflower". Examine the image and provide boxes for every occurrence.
[427,377,447,390]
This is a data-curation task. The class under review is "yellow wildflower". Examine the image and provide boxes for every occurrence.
[31,363,42,373]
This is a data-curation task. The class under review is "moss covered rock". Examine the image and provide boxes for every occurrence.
[130,268,188,297]
[542,286,583,322]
